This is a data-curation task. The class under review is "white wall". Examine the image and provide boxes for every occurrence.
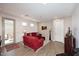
[0,17,2,40]
[38,21,52,45]
[0,13,38,43]
[52,17,72,43]
[15,19,38,42]
[72,5,79,48]
[38,17,72,44]
[64,17,72,35]
[0,12,72,45]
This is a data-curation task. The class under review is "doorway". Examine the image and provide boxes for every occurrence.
[53,19,64,43]
[2,18,15,45]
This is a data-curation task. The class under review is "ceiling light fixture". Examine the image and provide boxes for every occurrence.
[30,23,34,27]
[22,22,27,26]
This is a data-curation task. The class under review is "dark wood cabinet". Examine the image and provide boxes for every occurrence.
[64,36,76,55]
[0,40,1,46]
[0,36,1,46]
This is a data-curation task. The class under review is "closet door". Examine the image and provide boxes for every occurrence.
[53,19,64,43]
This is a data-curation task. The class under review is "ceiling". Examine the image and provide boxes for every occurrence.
[0,3,77,22]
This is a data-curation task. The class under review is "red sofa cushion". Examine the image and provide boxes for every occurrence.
[31,32,37,36]
[27,33,31,36]
[23,33,44,51]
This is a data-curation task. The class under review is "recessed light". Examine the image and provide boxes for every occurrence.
[22,22,27,26]
[30,23,34,27]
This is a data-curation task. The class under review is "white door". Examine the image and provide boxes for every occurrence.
[53,19,64,43]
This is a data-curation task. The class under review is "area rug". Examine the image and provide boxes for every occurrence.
[4,43,20,52]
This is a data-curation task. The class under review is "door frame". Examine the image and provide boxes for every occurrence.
[2,17,16,46]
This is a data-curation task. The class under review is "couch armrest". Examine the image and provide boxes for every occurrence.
[41,37,45,40]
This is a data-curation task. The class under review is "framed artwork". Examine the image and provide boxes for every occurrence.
[41,26,47,30]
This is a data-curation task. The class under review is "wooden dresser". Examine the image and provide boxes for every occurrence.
[0,36,1,46]
[64,36,75,55]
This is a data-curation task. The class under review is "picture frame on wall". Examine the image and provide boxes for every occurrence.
[41,26,47,30]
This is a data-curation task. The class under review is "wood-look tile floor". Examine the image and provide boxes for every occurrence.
[4,41,64,56]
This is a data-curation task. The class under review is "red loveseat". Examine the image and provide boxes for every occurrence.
[23,32,45,51]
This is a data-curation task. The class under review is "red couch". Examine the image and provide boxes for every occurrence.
[23,32,45,51]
